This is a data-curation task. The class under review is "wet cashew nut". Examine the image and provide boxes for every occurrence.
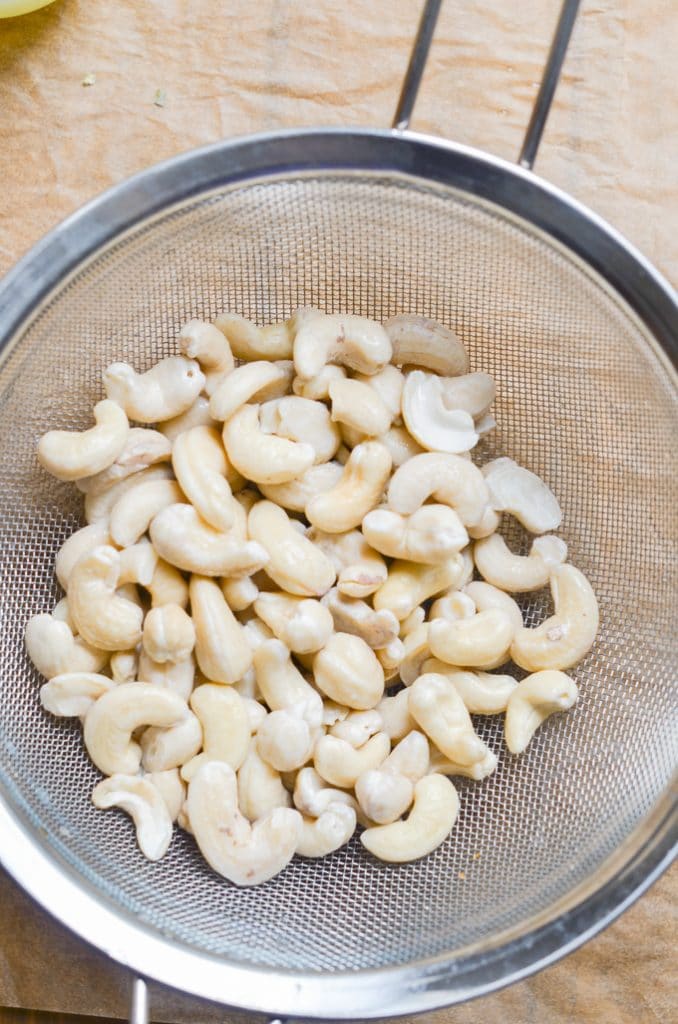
[248,500,336,597]
[384,314,469,377]
[297,803,357,858]
[362,505,468,563]
[473,534,568,592]
[330,709,383,748]
[83,682,188,775]
[256,707,315,772]
[408,673,490,767]
[92,774,174,861]
[186,760,302,886]
[305,442,392,533]
[147,558,189,608]
[25,613,109,678]
[55,523,111,590]
[511,564,599,671]
[37,400,129,481]
[210,360,290,421]
[221,575,259,612]
[314,732,390,789]
[481,457,562,534]
[253,592,333,654]
[140,712,203,772]
[146,769,186,823]
[292,767,358,818]
[329,378,392,437]
[505,670,578,754]
[260,395,341,465]
[158,395,218,444]
[182,684,252,781]
[84,464,174,526]
[422,657,518,715]
[117,539,158,587]
[377,688,416,741]
[103,356,205,423]
[238,748,292,821]
[402,371,479,454]
[222,404,315,484]
[361,773,460,862]
[354,364,404,424]
[109,478,184,548]
[293,311,392,380]
[215,312,296,361]
[178,319,234,395]
[428,608,515,670]
[354,730,429,825]
[75,427,172,496]
[110,648,139,685]
[292,364,347,401]
[190,575,252,683]
[258,461,344,513]
[171,426,236,532]
[321,587,399,649]
[379,425,425,468]
[68,546,143,651]
[373,554,464,622]
[313,632,385,710]
[142,603,195,664]
[253,639,323,717]
[463,580,524,633]
[150,503,268,577]
[137,651,195,701]
[387,452,490,528]
[307,527,388,598]
[40,672,115,718]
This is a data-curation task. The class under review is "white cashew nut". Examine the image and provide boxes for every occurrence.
[473,534,568,592]
[190,575,252,684]
[328,378,392,438]
[158,395,219,444]
[85,464,174,526]
[68,546,143,651]
[248,501,336,597]
[377,688,416,741]
[296,803,357,858]
[215,312,295,361]
[354,364,404,423]
[505,670,579,754]
[388,452,490,527]
[258,461,344,513]
[463,580,524,633]
[253,592,333,654]
[186,760,302,885]
[314,732,390,789]
[256,707,315,772]
[140,711,203,772]
[321,588,399,649]
[384,314,469,376]
[355,730,429,824]
[137,651,195,701]
[428,608,514,670]
[75,427,172,496]
[178,319,235,396]
[434,371,496,420]
[379,425,424,468]
[237,747,292,821]
[408,673,490,767]
[305,442,392,533]
[362,505,468,563]
[40,672,115,717]
[171,426,236,532]
[313,632,385,710]
[360,773,460,862]
[221,575,259,612]
[37,400,129,481]
[104,356,205,422]
[108,478,184,549]
[55,523,111,590]
[150,503,268,577]
[307,527,388,598]
[25,614,109,678]
[402,371,479,454]
[292,767,357,818]
[117,539,158,587]
[147,558,189,608]
[210,360,290,421]
[83,682,188,775]
[142,603,195,664]
[293,312,392,380]
[511,564,599,671]
[482,457,562,534]
[182,683,252,780]
[422,658,518,715]
[253,640,323,723]
[373,554,464,622]
[92,774,174,861]
[222,403,315,484]
[330,709,383,748]
[260,396,341,465]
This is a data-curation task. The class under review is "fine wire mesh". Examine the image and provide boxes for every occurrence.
[0,174,676,976]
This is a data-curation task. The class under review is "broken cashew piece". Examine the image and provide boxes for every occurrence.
[178,319,234,395]
[40,672,115,718]
[37,400,129,482]
[215,312,295,362]
[361,773,460,862]
[293,311,392,379]
[402,371,479,454]
[104,356,205,423]
[408,673,490,767]
[306,441,392,534]
[505,670,579,754]
[362,505,468,564]
[297,803,357,858]
[222,403,315,484]
[172,426,236,532]
[482,457,562,534]
[150,503,268,577]
[249,500,336,597]
[473,534,568,592]
[92,774,174,861]
[68,546,143,651]
[511,564,599,671]
[83,682,188,776]
[388,452,490,528]
[313,632,385,710]
[384,314,469,377]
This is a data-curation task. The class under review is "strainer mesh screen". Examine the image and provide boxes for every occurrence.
[0,175,675,973]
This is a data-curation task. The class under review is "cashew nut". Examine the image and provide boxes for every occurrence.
[258,461,344,513]
[215,312,295,361]
[376,637,406,681]
[190,576,252,683]
[150,503,268,577]
[238,747,292,821]
[297,803,357,858]
[313,632,385,710]
[505,670,579,754]
[422,658,518,715]
[147,558,189,609]
[221,575,259,612]
[117,539,158,587]
[83,682,188,775]
[146,768,186,822]
[466,505,502,541]
[482,457,562,534]
[306,442,392,533]
[314,732,390,789]
[434,371,496,420]
[408,673,490,767]
[68,546,143,651]
[399,624,431,685]
[85,463,174,526]
[103,356,205,422]
[373,554,464,622]
[428,608,514,670]
[140,711,203,772]
[260,396,340,465]
[142,603,195,664]
[354,364,404,424]
[37,400,129,481]
[388,452,490,527]
[171,426,236,532]
[362,505,468,563]
[428,591,476,623]
[292,767,357,817]
[75,427,172,496]
[293,312,392,379]
[379,425,424,468]
[321,588,399,649]
[473,534,568,592]
[40,672,115,717]
[254,592,333,654]
[248,501,336,597]
[222,403,315,484]
[256,707,315,772]
[178,319,234,395]
[110,649,139,685]
[377,688,416,741]
[361,773,459,862]
[92,774,174,861]
[330,709,383,748]
[137,650,195,700]
[429,746,498,780]
[510,564,599,671]
[354,731,429,825]
[328,378,392,438]
[55,523,111,590]
[158,395,219,444]
[402,371,479,454]
[253,640,323,718]
[210,360,290,422]
[293,364,347,401]
[384,314,469,377]
[182,683,251,780]
[463,580,524,633]
[400,605,427,636]
[186,760,302,885]
[307,527,388,598]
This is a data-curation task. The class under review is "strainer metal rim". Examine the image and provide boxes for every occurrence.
[0,127,676,1017]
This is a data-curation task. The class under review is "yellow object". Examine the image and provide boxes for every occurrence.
[0,0,57,16]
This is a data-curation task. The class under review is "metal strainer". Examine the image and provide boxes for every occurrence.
[0,1,675,1019]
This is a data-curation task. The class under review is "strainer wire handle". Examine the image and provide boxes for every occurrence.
[130,977,149,1024]
[393,0,581,172]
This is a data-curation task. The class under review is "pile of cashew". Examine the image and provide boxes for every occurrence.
[27,309,598,885]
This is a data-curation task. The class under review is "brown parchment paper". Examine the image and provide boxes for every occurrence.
[0,0,676,1021]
